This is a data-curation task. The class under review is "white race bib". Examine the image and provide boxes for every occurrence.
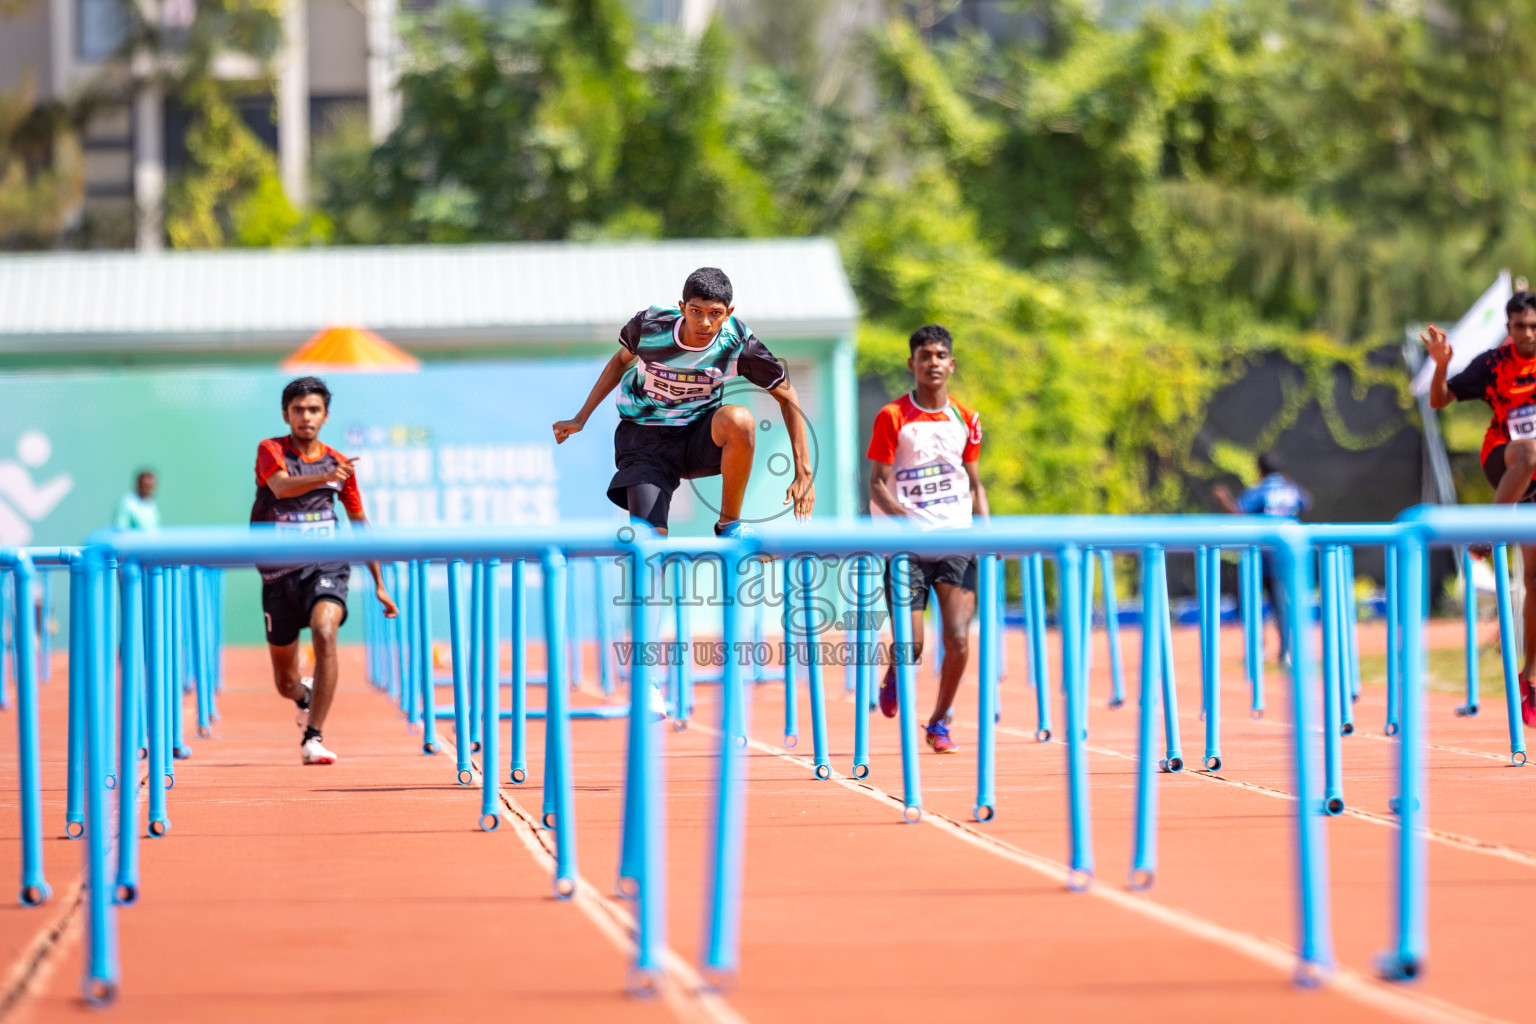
[274,514,336,537]
[1510,404,1536,441]
[895,460,962,510]
[643,362,716,404]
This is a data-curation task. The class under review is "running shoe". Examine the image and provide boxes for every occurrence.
[649,683,667,722]
[1521,676,1536,728]
[925,721,957,754]
[714,519,755,540]
[295,676,313,727]
[301,736,337,765]
[878,665,899,718]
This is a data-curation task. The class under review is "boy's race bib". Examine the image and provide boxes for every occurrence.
[274,512,337,537]
[1510,404,1536,441]
[642,362,718,405]
[895,460,962,510]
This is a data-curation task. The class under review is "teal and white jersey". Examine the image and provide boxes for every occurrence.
[615,306,786,426]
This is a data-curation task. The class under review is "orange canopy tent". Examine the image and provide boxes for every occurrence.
[280,324,421,373]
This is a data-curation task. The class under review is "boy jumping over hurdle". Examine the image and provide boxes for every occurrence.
[251,377,397,764]
[867,324,989,753]
[552,267,815,535]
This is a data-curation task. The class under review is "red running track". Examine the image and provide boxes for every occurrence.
[0,618,1529,1023]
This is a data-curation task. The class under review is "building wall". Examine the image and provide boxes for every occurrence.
[0,4,51,95]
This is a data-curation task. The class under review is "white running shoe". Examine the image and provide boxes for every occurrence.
[301,736,337,765]
[649,684,667,721]
[295,677,313,727]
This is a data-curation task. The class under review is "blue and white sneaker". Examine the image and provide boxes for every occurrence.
[714,519,755,540]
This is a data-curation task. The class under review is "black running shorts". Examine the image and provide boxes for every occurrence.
[261,564,350,647]
[883,554,978,612]
[606,414,725,526]
[1482,444,1536,503]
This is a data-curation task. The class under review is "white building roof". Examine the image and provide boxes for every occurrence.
[0,238,859,354]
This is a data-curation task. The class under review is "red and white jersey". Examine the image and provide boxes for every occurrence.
[866,393,982,530]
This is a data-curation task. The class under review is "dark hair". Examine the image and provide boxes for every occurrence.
[1508,291,1536,317]
[1258,452,1282,476]
[134,468,155,481]
[909,324,953,354]
[281,376,332,411]
[682,267,733,307]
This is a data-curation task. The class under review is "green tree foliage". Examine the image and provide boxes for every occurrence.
[0,73,82,247]
[149,0,330,247]
[314,0,1536,512]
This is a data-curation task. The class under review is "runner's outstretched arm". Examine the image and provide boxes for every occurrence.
[553,346,637,443]
[768,380,815,520]
[346,509,398,618]
[1422,324,1455,410]
[266,458,357,499]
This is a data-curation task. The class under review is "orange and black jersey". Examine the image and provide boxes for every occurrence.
[1447,344,1536,463]
[250,436,364,580]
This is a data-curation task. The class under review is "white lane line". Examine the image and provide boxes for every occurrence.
[442,734,748,1024]
[717,724,1514,1024]
[974,717,1536,871]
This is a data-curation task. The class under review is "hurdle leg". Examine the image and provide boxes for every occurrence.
[1129,544,1163,889]
[12,559,49,905]
[702,553,748,984]
[1202,546,1222,771]
[1458,546,1479,716]
[1385,546,1401,736]
[1492,544,1528,764]
[1155,548,1183,772]
[801,557,831,779]
[81,550,118,1005]
[1242,546,1265,718]
[974,554,998,822]
[415,561,439,754]
[477,559,502,832]
[1058,546,1093,886]
[1100,550,1126,709]
[1028,552,1052,741]
[543,550,579,898]
[1320,547,1346,814]
[169,568,190,761]
[1334,549,1356,738]
[781,559,799,748]
[595,559,615,696]
[190,569,211,740]
[66,558,86,838]
[1279,535,1335,984]
[468,561,483,751]
[617,549,646,899]
[890,554,924,821]
[446,560,473,784]
[625,547,668,993]
[672,561,695,730]
[112,563,144,905]
[1381,533,1429,979]
[510,560,529,783]
[851,556,872,778]
[145,567,169,836]
[1344,547,1362,705]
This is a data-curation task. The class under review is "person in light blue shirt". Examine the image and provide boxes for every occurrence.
[113,469,159,531]
[1214,453,1311,663]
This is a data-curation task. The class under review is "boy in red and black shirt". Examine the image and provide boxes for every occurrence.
[1427,289,1536,726]
[252,377,397,764]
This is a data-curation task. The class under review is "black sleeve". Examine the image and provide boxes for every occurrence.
[735,324,786,391]
[1447,350,1497,403]
[617,311,646,354]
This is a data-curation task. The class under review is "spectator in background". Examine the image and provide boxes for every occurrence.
[114,469,159,530]
[1213,453,1312,665]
